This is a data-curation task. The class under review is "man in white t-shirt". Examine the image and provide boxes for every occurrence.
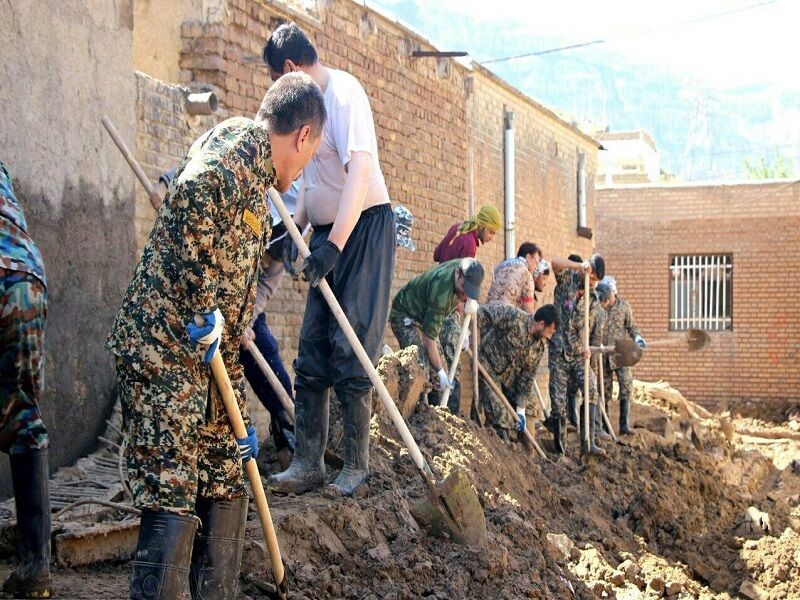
[263,23,396,497]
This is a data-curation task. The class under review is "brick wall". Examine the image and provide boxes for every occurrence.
[136,0,600,390]
[596,181,800,408]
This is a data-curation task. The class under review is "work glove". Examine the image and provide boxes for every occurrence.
[282,223,301,275]
[299,240,341,287]
[515,407,527,432]
[186,308,224,363]
[464,298,479,316]
[236,425,259,463]
[436,368,453,393]
[635,335,647,349]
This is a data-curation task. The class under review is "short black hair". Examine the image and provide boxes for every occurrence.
[589,254,605,280]
[255,72,326,139]
[263,22,318,73]
[568,253,582,263]
[517,242,542,259]
[534,303,558,328]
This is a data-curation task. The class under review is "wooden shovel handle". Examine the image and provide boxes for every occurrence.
[243,341,295,422]
[439,313,472,407]
[583,272,591,446]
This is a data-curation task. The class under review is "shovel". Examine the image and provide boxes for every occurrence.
[466,349,548,460]
[590,338,643,368]
[597,357,617,441]
[645,329,710,352]
[267,188,487,547]
[439,303,477,408]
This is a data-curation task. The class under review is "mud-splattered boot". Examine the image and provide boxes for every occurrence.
[594,406,612,440]
[131,510,197,599]
[189,496,248,599]
[619,396,632,435]
[588,405,607,457]
[552,415,566,456]
[268,388,328,494]
[329,391,370,496]
[3,450,52,599]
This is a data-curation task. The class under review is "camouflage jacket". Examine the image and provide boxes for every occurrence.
[107,117,274,393]
[0,162,46,286]
[548,268,580,357]
[565,290,603,362]
[487,257,535,310]
[602,297,641,370]
[477,303,547,410]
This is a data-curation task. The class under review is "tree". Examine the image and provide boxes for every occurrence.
[743,156,796,179]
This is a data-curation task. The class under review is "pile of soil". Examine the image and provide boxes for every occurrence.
[1,380,798,599]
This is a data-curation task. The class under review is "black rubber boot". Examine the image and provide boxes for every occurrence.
[552,416,566,456]
[566,389,579,429]
[619,396,632,435]
[3,450,51,599]
[189,496,248,600]
[595,407,612,440]
[131,510,197,600]
[588,405,607,457]
[268,388,328,494]
[329,391,370,496]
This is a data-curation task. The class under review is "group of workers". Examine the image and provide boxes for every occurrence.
[0,20,645,600]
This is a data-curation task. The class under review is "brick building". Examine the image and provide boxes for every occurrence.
[596,179,800,408]
[0,0,599,487]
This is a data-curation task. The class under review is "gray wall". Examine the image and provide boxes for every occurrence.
[0,0,137,494]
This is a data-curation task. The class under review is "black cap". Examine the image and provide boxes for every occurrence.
[459,258,484,300]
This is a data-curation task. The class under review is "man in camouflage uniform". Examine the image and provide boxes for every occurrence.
[107,73,325,600]
[455,303,557,441]
[546,254,605,456]
[390,259,484,400]
[598,276,646,435]
[486,242,542,314]
[0,161,51,598]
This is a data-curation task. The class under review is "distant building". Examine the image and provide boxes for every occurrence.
[596,129,660,185]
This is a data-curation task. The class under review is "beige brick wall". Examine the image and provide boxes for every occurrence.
[596,181,800,408]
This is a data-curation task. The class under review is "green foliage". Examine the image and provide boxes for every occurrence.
[743,156,796,179]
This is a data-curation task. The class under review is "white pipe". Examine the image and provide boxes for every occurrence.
[578,152,587,228]
[504,111,515,260]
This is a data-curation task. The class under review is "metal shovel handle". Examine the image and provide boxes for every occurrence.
[266,188,434,480]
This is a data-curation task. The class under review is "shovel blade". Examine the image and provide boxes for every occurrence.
[613,338,642,367]
[411,468,487,547]
[686,329,710,351]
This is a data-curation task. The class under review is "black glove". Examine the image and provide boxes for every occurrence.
[299,240,341,287]
[282,223,300,275]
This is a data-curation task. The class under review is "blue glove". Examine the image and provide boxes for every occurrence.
[186,308,224,363]
[236,425,259,463]
[515,407,527,432]
[635,335,647,349]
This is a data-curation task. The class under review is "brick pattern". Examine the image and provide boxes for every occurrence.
[596,181,800,408]
[134,72,223,253]
[138,0,600,387]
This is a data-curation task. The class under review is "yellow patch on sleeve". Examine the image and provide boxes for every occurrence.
[242,208,261,237]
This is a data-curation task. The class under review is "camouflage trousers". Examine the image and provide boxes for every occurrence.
[115,360,246,514]
[0,270,48,455]
[602,362,633,409]
[548,353,597,420]
[477,370,517,431]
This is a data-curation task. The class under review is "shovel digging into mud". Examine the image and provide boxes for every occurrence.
[267,188,487,547]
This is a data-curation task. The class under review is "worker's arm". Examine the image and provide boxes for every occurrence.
[626,302,642,339]
[179,177,221,315]
[327,151,370,250]
[421,333,445,372]
[292,177,308,229]
[551,256,588,274]
[521,271,536,314]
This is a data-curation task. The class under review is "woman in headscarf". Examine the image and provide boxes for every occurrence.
[433,204,501,263]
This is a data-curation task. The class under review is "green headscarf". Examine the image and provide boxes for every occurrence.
[458,205,501,235]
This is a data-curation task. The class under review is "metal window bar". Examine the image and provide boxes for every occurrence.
[669,254,732,331]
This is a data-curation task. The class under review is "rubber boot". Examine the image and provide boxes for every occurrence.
[3,450,52,599]
[594,407,612,440]
[189,496,248,600]
[329,391,370,496]
[268,388,328,494]
[619,396,632,435]
[566,392,578,430]
[131,510,197,600]
[552,416,566,456]
[588,405,607,457]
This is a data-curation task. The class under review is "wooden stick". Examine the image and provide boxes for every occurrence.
[597,357,617,441]
[243,341,295,421]
[209,351,287,598]
[101,116,159,202]
[532,379,548,418]
[439,312,472,407]
[467,349,548,460]
[583,272,590,448]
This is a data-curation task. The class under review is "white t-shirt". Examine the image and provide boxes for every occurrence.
[303,68,390,226]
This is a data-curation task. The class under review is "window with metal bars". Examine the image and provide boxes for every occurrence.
[669,254,732,331]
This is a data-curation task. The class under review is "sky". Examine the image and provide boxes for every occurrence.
[368,0,800,178]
